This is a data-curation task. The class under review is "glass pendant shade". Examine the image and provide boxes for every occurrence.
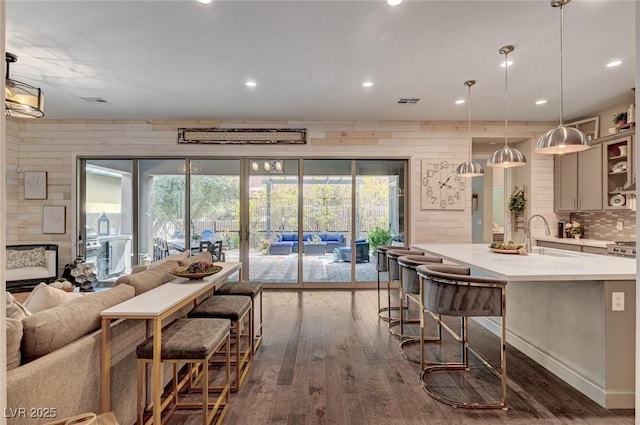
[486,45,526,169]
[486,145,527,168]
[5,53,44,119]
[535,0,588,155]
[535,125,590,154]
[454,79,484,177]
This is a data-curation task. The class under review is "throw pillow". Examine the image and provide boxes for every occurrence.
[6,318,23,370]
[5,292,31,319]
[23,282,82,314]
[6,247,47,270]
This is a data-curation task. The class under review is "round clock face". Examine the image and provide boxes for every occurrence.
[421,160,465,210]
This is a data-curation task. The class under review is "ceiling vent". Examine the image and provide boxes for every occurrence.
[81,97,108,103]
[397,98,420,105]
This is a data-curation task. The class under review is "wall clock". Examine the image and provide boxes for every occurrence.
[420,160,465,210]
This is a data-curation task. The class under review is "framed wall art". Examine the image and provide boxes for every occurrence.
[43,206,66,234]
[24,171,47,200]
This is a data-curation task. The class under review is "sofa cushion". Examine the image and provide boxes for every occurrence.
[148,252,189,270]
[280,233,297,242]
[6,292,31,319]
[21,283,135,363]
[6,247,47,270]
[324,234,343,242]
[6,318,23,370]
[23,283,82,314]
[118,268,175,296]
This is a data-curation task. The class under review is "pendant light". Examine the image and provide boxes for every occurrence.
[486,45,527,168]
[454,80,484,177]
[5,53,45,119]
[535,0,589,154]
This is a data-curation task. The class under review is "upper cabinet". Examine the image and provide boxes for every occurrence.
[554,144,603,212]
[566,116,599,142]
[603,134,634,210]
[553,131,635,213]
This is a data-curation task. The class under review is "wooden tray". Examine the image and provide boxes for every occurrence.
[489,248,521,255]
[171,265,223,280]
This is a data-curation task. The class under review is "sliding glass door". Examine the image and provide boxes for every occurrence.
[247,159,299,284]
[79,157,406,287]
[81,160,134,282]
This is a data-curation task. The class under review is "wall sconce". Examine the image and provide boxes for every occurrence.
[251,160,283,173]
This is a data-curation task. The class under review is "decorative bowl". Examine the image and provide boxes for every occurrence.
[489,248,521,255]
[171,265,223,280]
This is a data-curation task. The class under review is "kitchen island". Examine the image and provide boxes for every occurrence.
[411,243,635,409]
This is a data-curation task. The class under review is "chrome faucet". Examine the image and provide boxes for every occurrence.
[526,214,551,253]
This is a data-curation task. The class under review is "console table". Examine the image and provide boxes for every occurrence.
[100,262,241,425]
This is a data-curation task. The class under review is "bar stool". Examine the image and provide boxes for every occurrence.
[384,248,425,328]
[416,264,508,409]
[375,245,405,321]
[214,280,264,354]
[190,295,253,391]
[394,254,443,362]
[136,318,231,425]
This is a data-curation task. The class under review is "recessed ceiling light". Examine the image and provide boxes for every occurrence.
[455,99,465,105]
[387,0,403,6]
[198,0,213,4]
[607,60,622,68]
[245,80,257,87]
[535,99,547,105]
[500,60,513,68]
[362,81,374,88]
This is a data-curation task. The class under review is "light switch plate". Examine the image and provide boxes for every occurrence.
[612,292,625,311]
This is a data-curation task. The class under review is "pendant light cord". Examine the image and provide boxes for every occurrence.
[503,50,509,148]
[468,84,472,159]
[559,3,565,126]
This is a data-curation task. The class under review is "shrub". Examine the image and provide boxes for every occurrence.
[368,226,392,254]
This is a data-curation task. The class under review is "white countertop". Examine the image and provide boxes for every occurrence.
[101,262,241,317]
[411,243,635,281]
[533,236,615,249]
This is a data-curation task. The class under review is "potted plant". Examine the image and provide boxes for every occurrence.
[368,226,392,254]
[508,189,526,215]
[565,221,584,239]
[613,111,628,127]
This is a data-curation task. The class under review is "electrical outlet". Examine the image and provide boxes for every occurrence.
[612,292,625,312]
[617,220,623,230]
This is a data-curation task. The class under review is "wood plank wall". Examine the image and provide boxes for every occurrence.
[6,119,555,271]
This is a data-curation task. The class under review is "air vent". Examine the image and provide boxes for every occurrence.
[81,97,108,103]
[397,98,420,105]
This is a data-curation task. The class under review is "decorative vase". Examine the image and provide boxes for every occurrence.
[574,234,581,240]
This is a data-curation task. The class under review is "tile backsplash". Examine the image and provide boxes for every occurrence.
[559,210,636,241]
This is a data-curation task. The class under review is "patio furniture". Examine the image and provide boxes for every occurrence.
[268,241,294,255]
[337,242,370,263]
[304,242,327,256]
[274,232,346,253]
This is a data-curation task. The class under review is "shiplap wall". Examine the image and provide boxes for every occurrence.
[7,119,555,269]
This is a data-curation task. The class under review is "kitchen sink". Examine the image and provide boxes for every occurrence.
[531,247,581,257]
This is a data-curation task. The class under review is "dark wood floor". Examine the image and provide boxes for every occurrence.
[167,290,634,425]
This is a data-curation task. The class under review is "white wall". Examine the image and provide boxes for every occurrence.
[6,119,554,270]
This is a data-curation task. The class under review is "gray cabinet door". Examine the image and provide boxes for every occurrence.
[578,144,603,211]
[555,153,578,211]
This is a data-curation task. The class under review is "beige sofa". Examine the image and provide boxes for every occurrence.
[6,251,212,425]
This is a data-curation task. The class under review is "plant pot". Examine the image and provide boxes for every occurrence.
[574,235,581,240]
[617,120,627,127]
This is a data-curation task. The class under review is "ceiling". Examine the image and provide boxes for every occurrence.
[5,0,636,122]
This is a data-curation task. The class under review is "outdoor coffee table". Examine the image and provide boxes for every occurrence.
[304,242,327,256]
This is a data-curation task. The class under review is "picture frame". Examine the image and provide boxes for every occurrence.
[43,206,66,234]
[24,171,47,200]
